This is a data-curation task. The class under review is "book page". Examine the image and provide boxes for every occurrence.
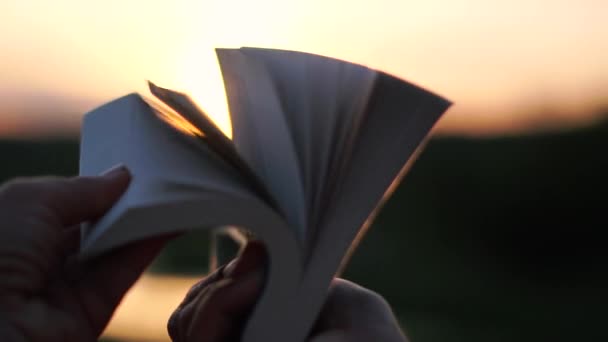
[238,48,378,236]
[293,73,451,334]
[320,72,451,247]
[147,82,277,208]
[217,48,308,240]
[80,94,262,246]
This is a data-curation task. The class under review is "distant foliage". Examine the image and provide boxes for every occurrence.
[0,139,79,181]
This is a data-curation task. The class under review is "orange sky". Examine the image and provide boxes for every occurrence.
[0,0,607,137]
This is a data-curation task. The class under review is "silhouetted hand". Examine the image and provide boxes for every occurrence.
[168,243,407,342]
[309,279,407,342]
[0,166,167,341]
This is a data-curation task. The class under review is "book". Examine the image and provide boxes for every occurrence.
[79,47,451,342]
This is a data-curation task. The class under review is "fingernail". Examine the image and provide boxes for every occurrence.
[224,258,239,277]
[224,241,266,278]
[102,164,130,179]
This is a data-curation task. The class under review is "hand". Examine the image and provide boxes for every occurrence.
[0,166,167,341]
[168,243,407,342]
[309,279,407,342]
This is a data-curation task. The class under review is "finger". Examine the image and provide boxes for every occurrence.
[59,226,81,259]
[45,165,131,226]
[179,264,227,310]
[4,165,131,227]
[185,271,263,341]
[313,279,400,333]
[223,241,266,278]
[167,264,228,341]
[168,242,267,342]
[309,330,348,342]
[170,240,266,322]
[168,281,219,342]
[70,235,169,336]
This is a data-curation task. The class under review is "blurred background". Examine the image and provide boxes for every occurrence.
[1,0,607,341]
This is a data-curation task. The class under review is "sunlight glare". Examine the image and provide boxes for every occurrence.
[152,103,206,137]
[174,45,233,138]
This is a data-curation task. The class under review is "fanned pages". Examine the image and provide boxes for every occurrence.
[237,48,378,241]
[147,82,277,209]
[78,47,451,342]
[80,95,266,251]
[217,49,308,239]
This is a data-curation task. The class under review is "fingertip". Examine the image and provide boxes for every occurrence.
[98,164,131,192]
[181,272,264,341]
[101,164,131,181]
[48,172,131,226]
[224,241,267,278]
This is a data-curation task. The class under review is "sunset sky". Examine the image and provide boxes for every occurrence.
[1,0,607,137]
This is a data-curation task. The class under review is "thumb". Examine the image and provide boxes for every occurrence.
[40,165,132,226]
[312,279,406,342]
[0,165,130,228]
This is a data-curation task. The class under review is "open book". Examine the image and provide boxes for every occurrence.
[79,47,450,342]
